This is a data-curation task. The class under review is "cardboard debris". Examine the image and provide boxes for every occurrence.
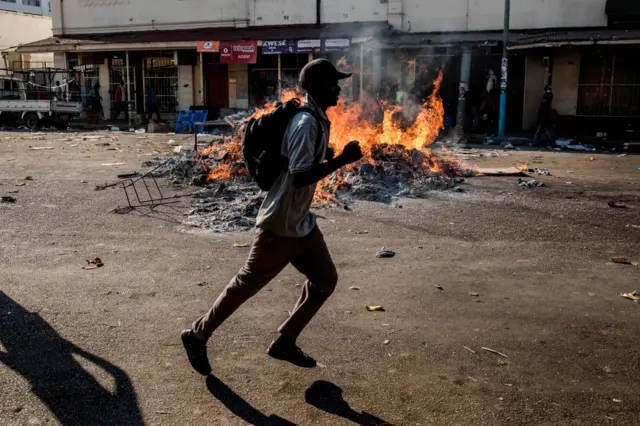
[479,167,525,176]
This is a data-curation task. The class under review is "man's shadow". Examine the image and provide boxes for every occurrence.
[206,374,297,425]
[0,291,144,426]
[305,380,391,426]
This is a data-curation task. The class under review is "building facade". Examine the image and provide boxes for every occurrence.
[0,0,53,72]
[15,0,640,140]
[0,0,51,16]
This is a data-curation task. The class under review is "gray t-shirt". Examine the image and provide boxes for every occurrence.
[255,97,329,238]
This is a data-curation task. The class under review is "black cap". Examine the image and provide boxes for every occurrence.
[299,59,352,89]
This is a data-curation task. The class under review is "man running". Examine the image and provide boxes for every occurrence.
[181,59,363,375]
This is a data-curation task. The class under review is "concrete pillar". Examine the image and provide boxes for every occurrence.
[372,49,382,92]
[455,47,472,138]
[198,52,205,106]
[99,58,110,119]
[178,65,194,111]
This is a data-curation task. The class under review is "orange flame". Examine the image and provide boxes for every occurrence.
[203,69,457,204]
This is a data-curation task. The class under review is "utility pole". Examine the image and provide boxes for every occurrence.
[498,0,510,138]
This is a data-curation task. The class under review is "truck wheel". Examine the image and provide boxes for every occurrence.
[24,113,41,130]
[54,121,69,130]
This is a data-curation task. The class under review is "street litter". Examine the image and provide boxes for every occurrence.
[518,178,544,188]
[532,168,550,176]
[555,138,596,152]
[173,146,184,154]
[232,242,249,247]
[349,286,361,291]
[135,129,146,134]
[102,162,126,166]
[620,291,640,302]
[613,398,622,403]
[590,156,597,161]
[628,224,640,230]
[30,146,55,150]
[610,257,632,265]
[1,196,17,203]
[463,346,477,354]
[479,167,525,176]
[469,292,480,297]
[83,257,104,270]
[481,347,508,358]
[365,305,385,312]
[376,249,396,258]
[25,176,33,180]
[608,201,628,209]
[16,183,26,187]
[435,285,444,290]
[197,281,209,287]
[383,340,390,345]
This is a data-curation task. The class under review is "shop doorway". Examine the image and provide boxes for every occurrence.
[206,64,229,109]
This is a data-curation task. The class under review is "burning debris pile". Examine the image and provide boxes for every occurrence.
[145,73,477,232]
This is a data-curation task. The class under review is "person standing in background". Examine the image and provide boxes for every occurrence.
[147,85,161,121]
[112,81,128,121]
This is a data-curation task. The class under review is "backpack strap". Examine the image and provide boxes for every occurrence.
[297,106,324,158]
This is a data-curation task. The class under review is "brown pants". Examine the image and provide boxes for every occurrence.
[193,226,338,342]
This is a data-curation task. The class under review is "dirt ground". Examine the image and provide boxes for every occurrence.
[1,131,639,426]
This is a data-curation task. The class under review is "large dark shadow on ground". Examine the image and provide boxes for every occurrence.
[305,380,390,425]
[206,374,297,425]
[0,291,144,425]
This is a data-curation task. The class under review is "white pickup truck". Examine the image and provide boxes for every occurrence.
[0,75,83,130]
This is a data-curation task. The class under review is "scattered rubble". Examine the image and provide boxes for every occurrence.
[620,291,640,303]
[518,178,544,188]
[608,201,628,209]
[610,257,631,265]
[184,183,263,233]
[481,347,508,358]
[532,168,550,176]
[376,249,396,258]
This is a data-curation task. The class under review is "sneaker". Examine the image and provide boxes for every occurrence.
[268,338,316,368]
[181,329,211,376]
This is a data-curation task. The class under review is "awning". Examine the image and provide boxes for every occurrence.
[15,22,391,53]
[509,28,640,50]
[365,31,527,49]
[606,0,640,17]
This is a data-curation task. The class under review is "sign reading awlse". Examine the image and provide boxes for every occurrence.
[220,41,258,64]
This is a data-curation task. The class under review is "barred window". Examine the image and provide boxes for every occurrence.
[577,54,640,117]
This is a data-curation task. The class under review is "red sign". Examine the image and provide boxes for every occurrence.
[220,41,258,64]
[197,41,220,53]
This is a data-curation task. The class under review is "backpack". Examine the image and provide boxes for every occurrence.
[243,98,322,191]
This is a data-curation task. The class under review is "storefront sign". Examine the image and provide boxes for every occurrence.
[322,39,350,52]
[295,39,322,53]
[262,40,295,55]
[197,41,220,53]
[220,41,258,64]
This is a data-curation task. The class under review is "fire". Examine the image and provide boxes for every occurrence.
[202,68,457,204]
[518,162,529,173]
